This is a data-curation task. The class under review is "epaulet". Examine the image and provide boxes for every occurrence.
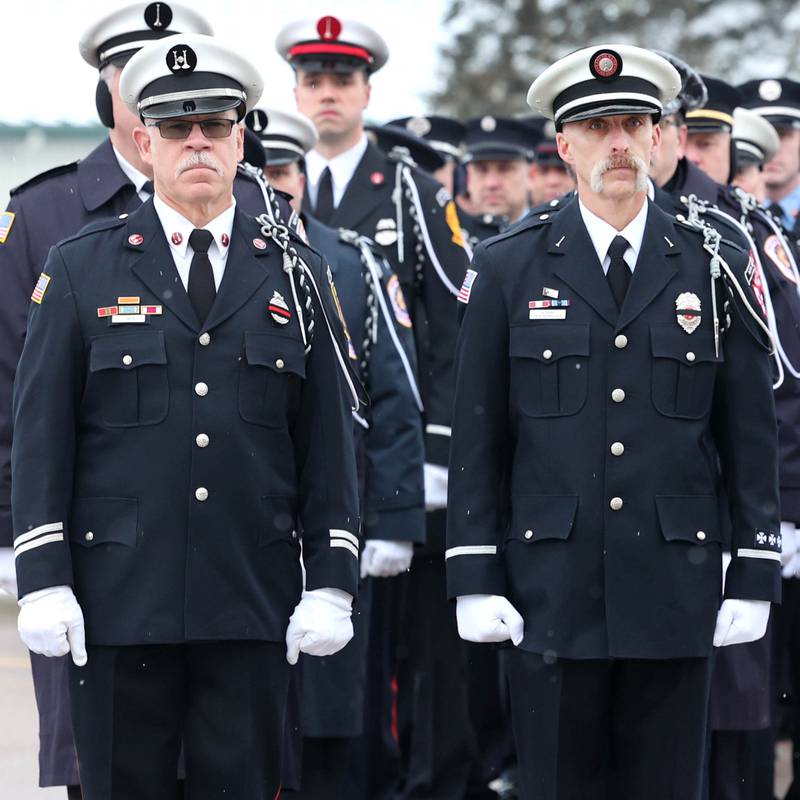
[10,160,79,196]
[528,195,570,216]
[58,214,127,246]
[483,211,552,248]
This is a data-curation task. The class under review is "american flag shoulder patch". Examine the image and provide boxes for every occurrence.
[458,269,478,305]
[0,211,15,244]
[31,272,51,304]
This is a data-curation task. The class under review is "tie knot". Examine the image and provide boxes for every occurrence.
[141,180,154,196]
[189,228,214,254]
[607,235,630,261]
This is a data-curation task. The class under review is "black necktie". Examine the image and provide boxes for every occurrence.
[188,229,216,324]
[315,167,334,224]
[142,180,154,197]
[606,235,631,310]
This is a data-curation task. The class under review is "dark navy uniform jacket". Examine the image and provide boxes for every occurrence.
[11,200,359,646]
[460,210,508,250]
[299,216,424,740]
[0,139,293,549]
[302,142,470,467]
[446,196,780,660]
[303,216,425,544]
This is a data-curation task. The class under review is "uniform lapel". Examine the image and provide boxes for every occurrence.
[126,202,200,332]
[202,210,272,332]
[327,143,390,230]
[78,138,139,213]
[548,198,619,327]
[615,202,680,332]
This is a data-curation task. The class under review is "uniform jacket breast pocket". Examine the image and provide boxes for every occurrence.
[87,331,169,427]
[650,326,722,419]
[239,331,306,428]
[509,324,590,417]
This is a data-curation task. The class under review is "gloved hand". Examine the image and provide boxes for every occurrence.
[285,587,354,665]
[17,586,87,666]
[456,594,524,646]
[424,463,448,512]
[713,599,771,647]
[781,521,800,578]
[0,547,16,597]
[360,539,413,579]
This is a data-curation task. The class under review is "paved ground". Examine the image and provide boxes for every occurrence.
[0,591,794,797]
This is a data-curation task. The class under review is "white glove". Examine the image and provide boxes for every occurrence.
[456,594,524,646]
[17,586,87,666]
[713,599,771,647]
[360,539,413,579]
[285,587,354,665]
[424,463,448,511]
[781,521,800,578]
[0,547,16,597]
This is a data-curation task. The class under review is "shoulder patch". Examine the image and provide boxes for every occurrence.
[745,250,768,317]
[10,161,79,196]
[0,211,15,243]
[31,272,51,304]
[58,215,127,247]
[763,234,797,284]
[458,268,478,305]
[387,274,412,327]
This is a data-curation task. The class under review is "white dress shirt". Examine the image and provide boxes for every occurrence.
[153,194,235,292]
[578,197,649,275]
[112,146,153,203]
[305,134,369,209]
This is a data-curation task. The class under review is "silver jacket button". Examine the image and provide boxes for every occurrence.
[195,382,209,397]
[196,433,210,448]
[615,335,628,349]
[199,333,211,346]
[122,354,133,366]
[195,487,209,502]
[611,388,626,403]
[610,442,625,456]
[610,497,623,511]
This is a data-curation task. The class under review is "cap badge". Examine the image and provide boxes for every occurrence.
[252,238,267,250]
[317,15,342,41]
[167,45,197,75]
[246,109,269,134]
[128,234,144,246]
[221,233,229,247]
[407,117,432,137]
[480,116,497,132]
[675,291,701,334]
[590,49,622,81]
[371,171,385,186]
[144,2,172,30]
[171,232,183,245]
[268,291,292,326]
[759,79,782,102]
[375,218,398,247]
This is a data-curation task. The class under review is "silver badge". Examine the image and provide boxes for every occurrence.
[676,292,702,334]
[480,115,497,132]
[406,116,431,137]
[268,291,291,326]
[375,218,398,247]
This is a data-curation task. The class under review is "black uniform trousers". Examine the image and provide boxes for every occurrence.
[68,641,288,800]
[505,649,713,800]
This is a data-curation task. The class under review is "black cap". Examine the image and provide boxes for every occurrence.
[243,126,266,170]
[368,125,445,174]
[387,116,466,161]
[685,76,741,133]
[737,79,800,129]
[519,116,564,167]
[653,51,707,117]
[463,116,534,163]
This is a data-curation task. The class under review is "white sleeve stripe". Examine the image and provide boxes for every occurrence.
[445,545,497,559]
[330,529,359,548]
[14,532,64,558]
[737,548,781,562]
[13,522,63,548]
[425,424,452,437]
[330,539,359,558]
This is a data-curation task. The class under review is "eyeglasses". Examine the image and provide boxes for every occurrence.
[149,119,236,140]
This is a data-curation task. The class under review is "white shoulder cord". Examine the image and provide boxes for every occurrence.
[393,161,405,266]
[400,165,461,297]
[340,229,425,413]
[256,215,361,412]
[237,163,279,225]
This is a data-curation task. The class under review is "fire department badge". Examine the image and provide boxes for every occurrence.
[675,292,701,334]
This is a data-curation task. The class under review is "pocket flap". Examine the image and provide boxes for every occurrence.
[90,331,167,372]
[509,324,590,363]
[655,495,720,544]
[70,497,139,548]
[244,331,306,377]
[650,326,720,365]
[509,494,579,542]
